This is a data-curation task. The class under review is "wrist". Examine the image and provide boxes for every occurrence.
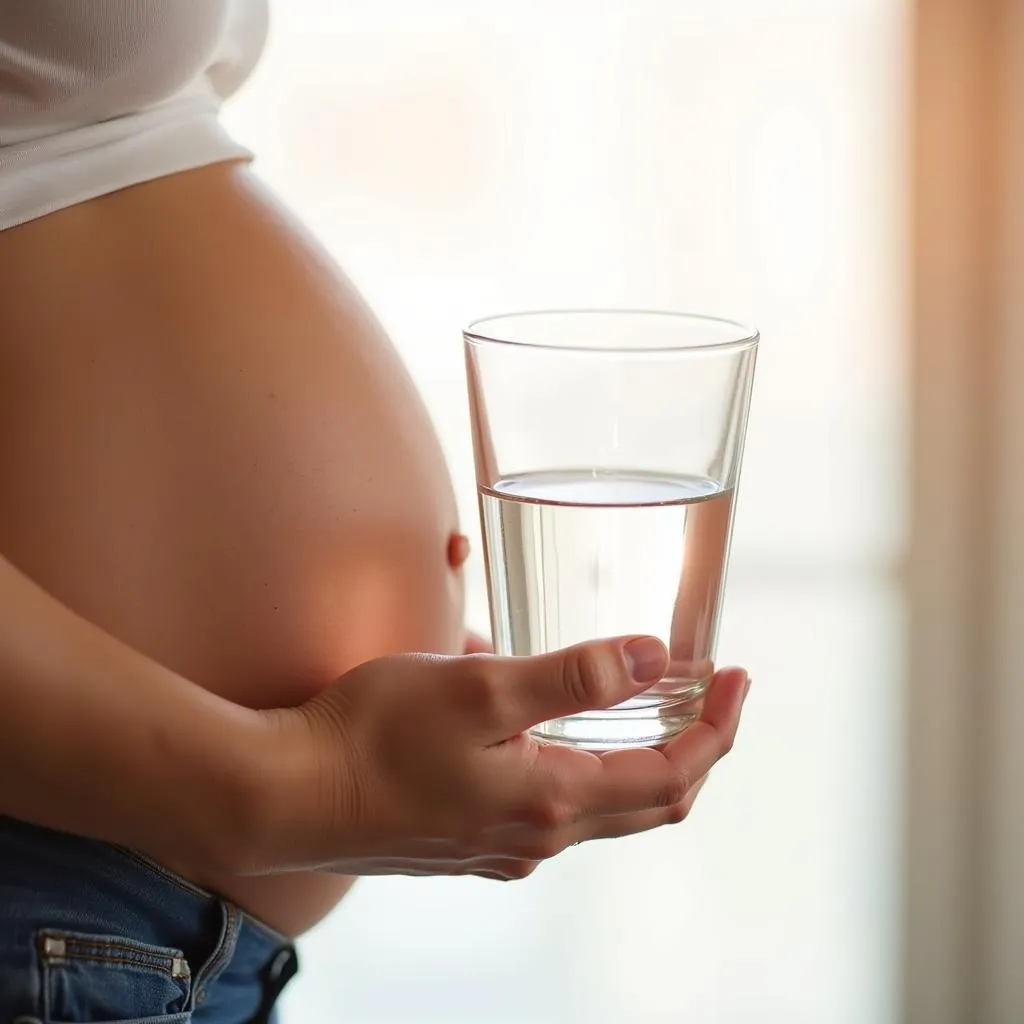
[216,701,348,875]
[119,691,289,877]
[188,703,285,875]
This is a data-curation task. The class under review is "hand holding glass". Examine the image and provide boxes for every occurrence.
[465,311,758,750]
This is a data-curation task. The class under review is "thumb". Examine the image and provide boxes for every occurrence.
[493,636,668,738]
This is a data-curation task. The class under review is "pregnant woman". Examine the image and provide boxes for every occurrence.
[0,3,750,1021]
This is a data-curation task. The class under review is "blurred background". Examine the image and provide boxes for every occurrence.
[223,1,1023,1022]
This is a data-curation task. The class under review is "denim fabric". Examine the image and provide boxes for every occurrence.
[0,816,298,1024]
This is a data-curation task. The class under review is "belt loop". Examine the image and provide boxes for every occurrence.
[189,902,242,1010]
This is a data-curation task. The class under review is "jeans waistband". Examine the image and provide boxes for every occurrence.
[0,815,298,1024]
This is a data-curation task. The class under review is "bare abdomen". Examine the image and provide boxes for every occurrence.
[0,163,464,934]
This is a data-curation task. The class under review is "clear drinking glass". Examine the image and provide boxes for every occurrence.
[465,310,758,750]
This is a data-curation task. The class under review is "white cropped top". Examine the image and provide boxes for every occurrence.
[0,0,267,231]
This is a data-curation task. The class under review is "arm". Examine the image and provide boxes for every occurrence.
[0,552,267,873]
[0,551,749,881]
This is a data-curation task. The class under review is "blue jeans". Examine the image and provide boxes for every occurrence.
[0,816,298,1023]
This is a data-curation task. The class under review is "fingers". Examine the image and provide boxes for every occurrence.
[472,722,729,872]
[527,743,682,818]
[456,771,710,877]
[563,773,710,846]
[498,771,713,864]
[661,667,749,785]
[440,656,747,880]
[515,667,747,820]
[680,772,709,814]
[473,776,709,880]
[468,636,669,742]
[493,668,747,856]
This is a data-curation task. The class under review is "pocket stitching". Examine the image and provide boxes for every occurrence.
[37,930,191,1024]
[37,932,190,980]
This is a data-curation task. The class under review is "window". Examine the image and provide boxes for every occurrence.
[224,2,906,1020]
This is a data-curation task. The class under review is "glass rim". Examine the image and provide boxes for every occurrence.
[463,308,760,355]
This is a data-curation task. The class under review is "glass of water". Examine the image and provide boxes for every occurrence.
[465,310,758,750]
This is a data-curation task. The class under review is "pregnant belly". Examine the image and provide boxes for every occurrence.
[0,163,465,935]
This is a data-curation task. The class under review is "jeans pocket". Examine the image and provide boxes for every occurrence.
[37,930,191,1024]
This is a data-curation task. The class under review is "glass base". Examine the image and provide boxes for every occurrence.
[528,680,709,751]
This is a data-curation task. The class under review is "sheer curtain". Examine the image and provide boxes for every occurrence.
[224,2,905,1021]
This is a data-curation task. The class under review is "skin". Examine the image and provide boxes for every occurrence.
[263,645,749,880]
[0,161,750,938]
[0,162,464,932]
[0,542,749,935]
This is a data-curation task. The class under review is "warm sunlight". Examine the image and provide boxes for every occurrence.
[223,2,905,1020]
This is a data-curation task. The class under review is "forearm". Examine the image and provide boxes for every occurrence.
[0,553,270,873]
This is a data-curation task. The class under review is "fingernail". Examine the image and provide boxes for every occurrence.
[623,637,668,685]
[743,676,752,699]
